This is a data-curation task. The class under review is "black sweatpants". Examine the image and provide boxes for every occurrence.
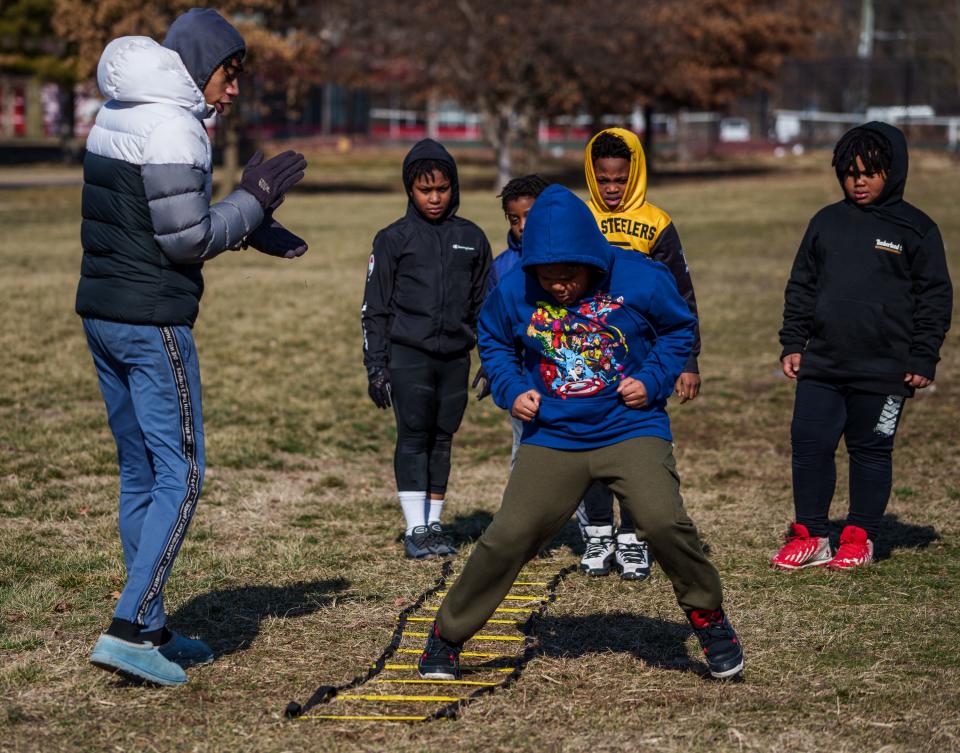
[792,379,906,540]
[389,343,470,494]
[579,481,636,532]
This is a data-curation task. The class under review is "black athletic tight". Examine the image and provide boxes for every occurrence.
[579,481,635,532]
[792,379,906,539]
[389,343,470,494]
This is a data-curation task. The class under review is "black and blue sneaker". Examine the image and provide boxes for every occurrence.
[404,525,436,559]
[427,522,458,557]
[687,607,744,680]
[418,622,461,680]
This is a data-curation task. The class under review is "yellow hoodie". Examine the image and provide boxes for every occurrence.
[584,127,700,370]
[584,127,673,253]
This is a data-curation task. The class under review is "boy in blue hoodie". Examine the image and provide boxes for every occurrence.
[473,174,551,465]
[418,185,744,681]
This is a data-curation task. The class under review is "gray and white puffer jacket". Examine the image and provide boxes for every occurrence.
[76,36,263,327]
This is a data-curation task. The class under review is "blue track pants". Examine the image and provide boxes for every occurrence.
[83,319,205,632]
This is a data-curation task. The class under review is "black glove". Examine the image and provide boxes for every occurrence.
[471,365,491,400]
[367,367,392,409]
[240,150,307,211]
[243,213,308,258]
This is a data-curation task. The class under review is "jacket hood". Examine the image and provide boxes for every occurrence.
[402,138,460,222]
[521,184,613,273]
[506,230,522,254]
[836,121,926,233]
[585,127,647,214]
[837,121,908,206]
[97,36,207,117]
[163,8,245,92]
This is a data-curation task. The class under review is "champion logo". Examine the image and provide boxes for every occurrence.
[452,244,475,251]
[875,238,902,254]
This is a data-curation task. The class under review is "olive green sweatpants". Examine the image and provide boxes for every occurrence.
[436,437,723,643]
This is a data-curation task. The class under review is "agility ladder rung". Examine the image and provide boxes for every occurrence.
[377,679,499,687]
[435,592,543,602]
[402,631,524,642]
[379,663,514,674]
[420,605,535,614]
[396,647,514,659]
[338,693,465,703]
[404,616,522,625]
[301,714,428,722]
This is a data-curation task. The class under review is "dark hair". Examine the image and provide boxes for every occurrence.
[591,132,632,163]
[404,158,453,189]
[497,174,551,211]
[832,127,892,180]
[221,52,245,82]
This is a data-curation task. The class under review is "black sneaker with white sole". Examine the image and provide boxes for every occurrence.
[404,525,436,559]
[686,607,744,679]
[426,522,458,557]
[418,622,461,680]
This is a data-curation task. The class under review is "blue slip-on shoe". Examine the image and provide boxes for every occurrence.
[158,632,214,668]
[90,634,187,686]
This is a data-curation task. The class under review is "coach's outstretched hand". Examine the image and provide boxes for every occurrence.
[240,150,307,211]
[243,214,308,258]
[367,367,392,409]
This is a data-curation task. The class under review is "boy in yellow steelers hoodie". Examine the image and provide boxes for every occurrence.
[577,127,702,581]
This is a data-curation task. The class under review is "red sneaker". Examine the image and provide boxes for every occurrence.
[827,525,873,570]
[770,523,832,571]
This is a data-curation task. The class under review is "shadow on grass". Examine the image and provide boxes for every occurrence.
[446,513,587,557]
[169,578,350,657]
[829,513,939,561]
[536,611,703,675]
[447,509,493,547]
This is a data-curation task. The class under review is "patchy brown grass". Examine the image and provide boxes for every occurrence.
[1,158,959,753]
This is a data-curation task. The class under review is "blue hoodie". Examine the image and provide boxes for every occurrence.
[478,184,695,450]
[486,231,523,297]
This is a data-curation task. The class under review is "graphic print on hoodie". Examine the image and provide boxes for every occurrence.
[584,127,701,372]
[479,185,696,451]
[779,121,952,396]
[361,139,492,369]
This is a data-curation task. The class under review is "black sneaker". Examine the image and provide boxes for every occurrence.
[404,525,436,559]
[427,522,458,557]
[687,607,744,679]
[418,622,461,680]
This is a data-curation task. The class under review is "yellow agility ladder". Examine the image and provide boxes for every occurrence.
[285,558,576,723]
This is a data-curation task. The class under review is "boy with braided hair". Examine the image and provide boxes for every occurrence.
[472,175,551,467]
[773,122,952,570]
[577,128,703,580]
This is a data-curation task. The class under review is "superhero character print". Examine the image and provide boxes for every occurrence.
[526,292,628,398]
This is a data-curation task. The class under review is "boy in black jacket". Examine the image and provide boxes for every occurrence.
[773,122,952,571]
[362,139,492,559]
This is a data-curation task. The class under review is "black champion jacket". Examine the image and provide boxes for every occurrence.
[361,140,492,369]
[779,121,952,395]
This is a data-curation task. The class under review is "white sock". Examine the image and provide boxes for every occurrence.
[426,497,444,525]
[399,491,427,535]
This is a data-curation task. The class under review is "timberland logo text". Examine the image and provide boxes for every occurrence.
[874,238,902,254]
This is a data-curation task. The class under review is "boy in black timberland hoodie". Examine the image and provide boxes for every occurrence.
[361,139,492,559]
[772,122,952,571]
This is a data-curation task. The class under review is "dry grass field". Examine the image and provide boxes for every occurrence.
[1,151,959,752]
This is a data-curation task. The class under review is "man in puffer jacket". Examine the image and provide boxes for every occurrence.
[80,8,308,686]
